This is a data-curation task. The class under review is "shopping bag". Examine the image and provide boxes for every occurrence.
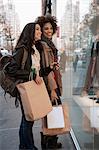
[47,105,65,129]
[42,103,71,135]
[16,78,52,121]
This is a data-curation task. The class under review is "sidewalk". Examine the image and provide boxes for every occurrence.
[0,87,76,150]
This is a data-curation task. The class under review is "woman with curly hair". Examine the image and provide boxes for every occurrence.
[35,15,63,149]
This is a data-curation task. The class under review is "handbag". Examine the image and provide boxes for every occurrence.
[16,78,52,121]
[42,103,71,135]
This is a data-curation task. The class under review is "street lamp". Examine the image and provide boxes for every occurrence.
[47,0,52,14]
[42,0,52,15]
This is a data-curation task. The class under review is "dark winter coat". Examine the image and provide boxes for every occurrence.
[6,45,34,82]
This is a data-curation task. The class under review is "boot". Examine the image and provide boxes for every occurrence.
[47,135,62,149]
[40,132,62,149]
[40,132,49,149]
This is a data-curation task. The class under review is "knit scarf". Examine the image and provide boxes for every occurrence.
[42,35,58,62]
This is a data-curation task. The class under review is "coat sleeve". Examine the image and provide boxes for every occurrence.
[47,71,58,91]
[42,43,58,91]
[6,48,30,80]
[40,66,53,76]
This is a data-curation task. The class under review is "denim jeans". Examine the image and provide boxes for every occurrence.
[19,98,34,150]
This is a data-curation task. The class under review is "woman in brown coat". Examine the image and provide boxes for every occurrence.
[35,15,62,149]
[82,34,99,101]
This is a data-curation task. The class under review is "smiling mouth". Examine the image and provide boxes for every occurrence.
[47,34,52,36]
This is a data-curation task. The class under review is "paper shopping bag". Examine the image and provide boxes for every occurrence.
[16,79,52,121]
[47,105,65,129]
[42,103,71,135]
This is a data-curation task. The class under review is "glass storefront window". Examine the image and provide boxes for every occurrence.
[57,0,99,149]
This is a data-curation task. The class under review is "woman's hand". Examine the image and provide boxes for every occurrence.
[50,62,59,70]
[56,64,60,70]
[51,89,58,101]
[35,75,42,85]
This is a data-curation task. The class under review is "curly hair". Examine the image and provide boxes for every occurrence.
[35,15,57,34]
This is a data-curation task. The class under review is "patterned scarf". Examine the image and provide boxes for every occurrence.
[41,35,62,96]
[41,35,58,62]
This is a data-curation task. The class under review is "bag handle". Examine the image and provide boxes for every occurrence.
[21,48,28,70]
[15,48,28,107]
[52,98,62,106]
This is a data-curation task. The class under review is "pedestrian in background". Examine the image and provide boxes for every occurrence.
[73,54,79,72]
[59,50,66,73]
[35,15,62,149]
[6,22,42,150]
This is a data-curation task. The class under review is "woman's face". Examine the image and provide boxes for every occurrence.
[34,24,42,41]
[43,22,53,39]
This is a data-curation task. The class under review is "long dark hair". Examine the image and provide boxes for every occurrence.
[15,22,36,53]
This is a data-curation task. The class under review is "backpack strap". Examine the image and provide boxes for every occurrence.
[21,48,28,70]
[15,48,28,108]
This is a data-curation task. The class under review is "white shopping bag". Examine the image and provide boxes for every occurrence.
[47,105,65,129]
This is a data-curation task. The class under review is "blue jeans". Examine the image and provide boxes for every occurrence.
[19,98,34,149]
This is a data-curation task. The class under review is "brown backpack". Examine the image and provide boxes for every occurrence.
[0,49,28,97]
